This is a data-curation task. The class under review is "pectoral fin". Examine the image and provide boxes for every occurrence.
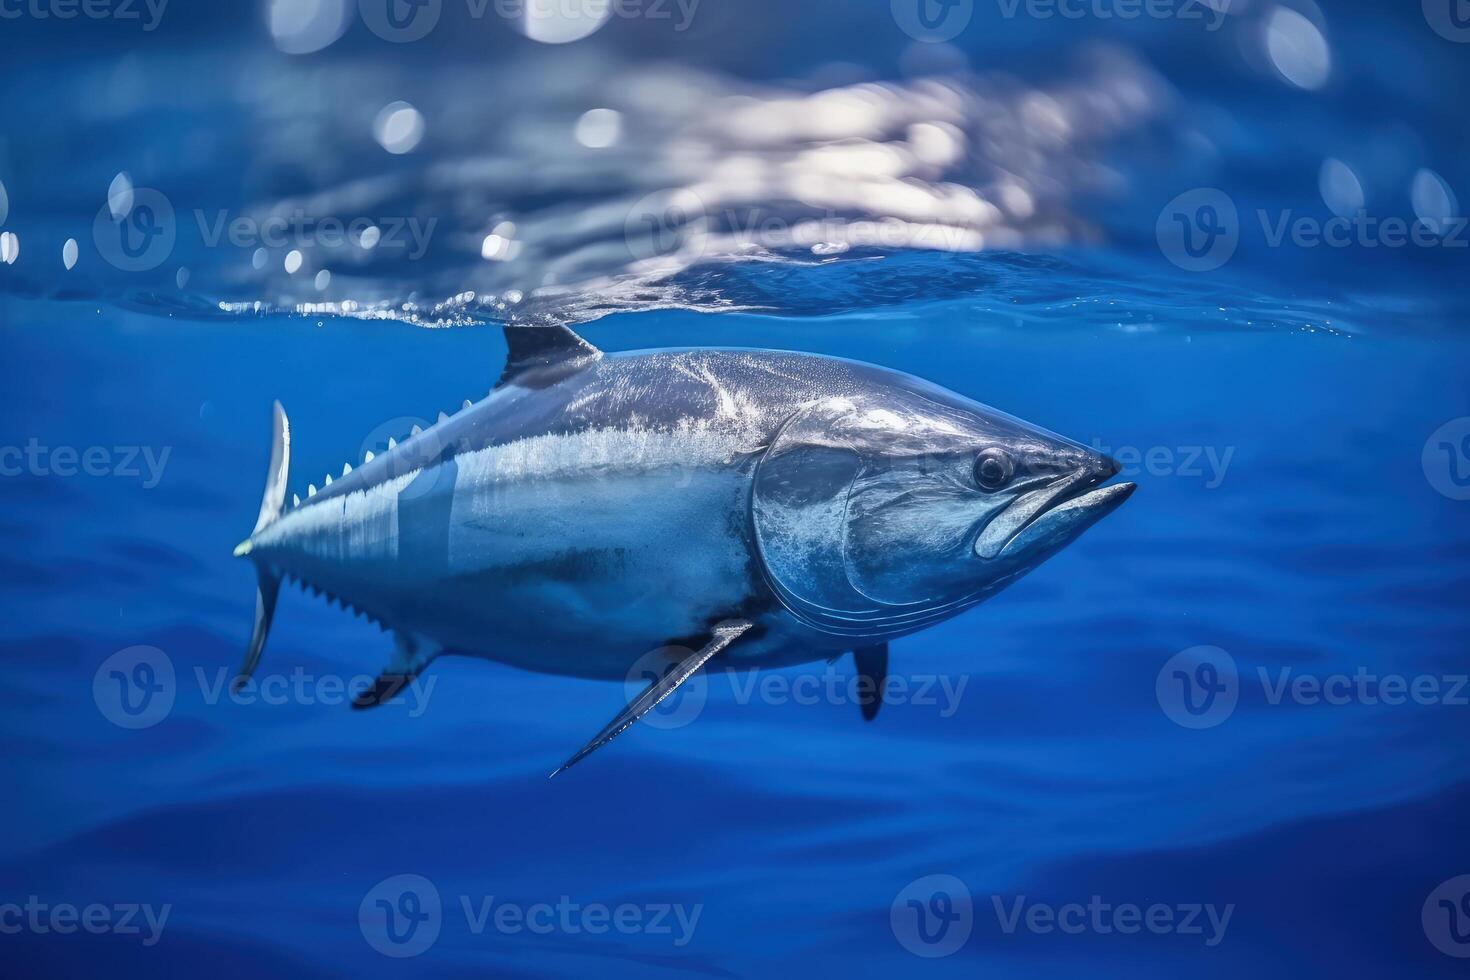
[853,643,888,721]
[550,619,754,778]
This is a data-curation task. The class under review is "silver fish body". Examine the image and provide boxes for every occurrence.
[234,327,1134,767]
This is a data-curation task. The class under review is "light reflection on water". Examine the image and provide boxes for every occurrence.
[5,46,1169,325]
[1,1,1464,335]
[290,50,1165,324]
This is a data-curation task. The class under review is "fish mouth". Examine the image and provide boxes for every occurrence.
[973,469,1136,560]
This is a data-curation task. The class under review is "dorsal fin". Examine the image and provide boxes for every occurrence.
[497,325,601,390]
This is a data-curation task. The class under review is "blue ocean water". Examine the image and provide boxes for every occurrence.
[3,1,1470,977]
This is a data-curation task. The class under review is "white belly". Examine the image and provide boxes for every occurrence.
[254,424,767,676]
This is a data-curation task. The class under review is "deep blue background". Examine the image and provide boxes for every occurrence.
[4,289,1469,976]
[3,0,1470,976]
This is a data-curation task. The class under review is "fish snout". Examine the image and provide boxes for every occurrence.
[974,448,1133,561]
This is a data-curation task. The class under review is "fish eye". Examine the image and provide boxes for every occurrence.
[974,449,1015,491]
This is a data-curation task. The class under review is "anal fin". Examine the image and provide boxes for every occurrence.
[353,633,440,710]
[550,619,754,778]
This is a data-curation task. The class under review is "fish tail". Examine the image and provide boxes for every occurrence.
[231,400,289,690]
